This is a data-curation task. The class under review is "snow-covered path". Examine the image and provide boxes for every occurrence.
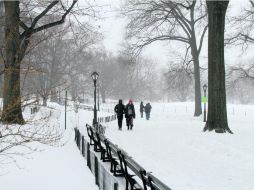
[104,102,254,190]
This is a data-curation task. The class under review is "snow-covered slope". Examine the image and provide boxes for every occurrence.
[105,102,254,190]
[0,103,98,190]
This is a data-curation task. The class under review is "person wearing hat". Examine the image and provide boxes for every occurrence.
[114,99,125,130]
[125,99,136,130]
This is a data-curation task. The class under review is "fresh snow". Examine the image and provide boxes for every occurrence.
[0,102,253,190]
[0,103,99,190]
[104,102,254,190]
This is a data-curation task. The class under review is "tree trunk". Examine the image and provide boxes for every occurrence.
[0,2,4,98]
[42,96,47,106]
[189,2,202,117]
[191,45,202,117]
[1,1,24,124]
[204,0,233,134]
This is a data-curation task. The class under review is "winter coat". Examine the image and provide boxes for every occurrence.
[144,103,152,113]
[114,103,125,117]
[125,103,136,118]
[140,102,145,112]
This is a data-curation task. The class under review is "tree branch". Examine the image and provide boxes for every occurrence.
[30,1,59,30]
[198,25,208,55]
[31,1,77,34]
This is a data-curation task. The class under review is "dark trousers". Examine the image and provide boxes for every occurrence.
[145,112,150,120]
[140,111,143,118]
[117,115,123,129]
[126,117,133,130]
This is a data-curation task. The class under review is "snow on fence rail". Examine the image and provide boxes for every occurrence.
[74,124,172,190]
[98,115,117,123]
[78,104,94,111]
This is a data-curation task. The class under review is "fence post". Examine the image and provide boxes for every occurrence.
[95,157,99,186]
[82,136,85,156]
[65,90,67,130]
[77,130,80,150]
[74,128,77,145]
[114,183,118,190]
[87,143,91,169]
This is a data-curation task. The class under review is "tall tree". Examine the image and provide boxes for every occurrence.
[2,1,77,124]
[203,0,233,134]
[0,0,4,96]
[123,0,207,116]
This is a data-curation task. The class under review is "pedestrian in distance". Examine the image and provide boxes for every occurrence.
[114,99,125,130]
[144,103,152,120]
[125,99,136,130]
[140,101,145,118]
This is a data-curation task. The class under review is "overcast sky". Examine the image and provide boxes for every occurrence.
[77,0,254,69]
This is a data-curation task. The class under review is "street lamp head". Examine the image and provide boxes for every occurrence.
[203,84,208,92]
[91,71,99,81]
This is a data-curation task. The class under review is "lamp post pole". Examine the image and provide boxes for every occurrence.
[97,84,100,111]
[203,84,207,122]
[91,72,99,126]
[93,80,97,125]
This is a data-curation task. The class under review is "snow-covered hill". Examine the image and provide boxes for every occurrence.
[0,102,253,190]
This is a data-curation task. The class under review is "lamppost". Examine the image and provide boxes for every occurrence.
[203,84,208,122]
[91,72,99,126]
[97,83,100,111]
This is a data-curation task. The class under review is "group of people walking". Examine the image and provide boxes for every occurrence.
[140,101,152,120]
[114,99,152,130]
[114,99,135,130]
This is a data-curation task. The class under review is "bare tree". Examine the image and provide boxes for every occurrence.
[203,0,233,134]
[164,61,193,102]
[123,0,208,116]
[1,0,77,124]
[0,0,4,97]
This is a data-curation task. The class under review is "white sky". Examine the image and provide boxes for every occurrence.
[78,0,254,69]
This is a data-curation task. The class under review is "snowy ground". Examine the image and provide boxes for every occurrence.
[0,103,99,190]
[104,102,254,190]
[0,102,253,190]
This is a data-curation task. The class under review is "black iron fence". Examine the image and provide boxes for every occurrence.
[98,114,117,123]
[74,125,172,190]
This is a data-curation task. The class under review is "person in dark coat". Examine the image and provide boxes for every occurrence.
[125,99,136,130]
[144,103,152,120]
[140,101,145,118]
[114,99,125,130]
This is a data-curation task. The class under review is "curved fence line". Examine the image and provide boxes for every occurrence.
[74,125,172,190]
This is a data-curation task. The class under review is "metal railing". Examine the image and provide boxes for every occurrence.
[75,124,172,190]
[98,114,117,123]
